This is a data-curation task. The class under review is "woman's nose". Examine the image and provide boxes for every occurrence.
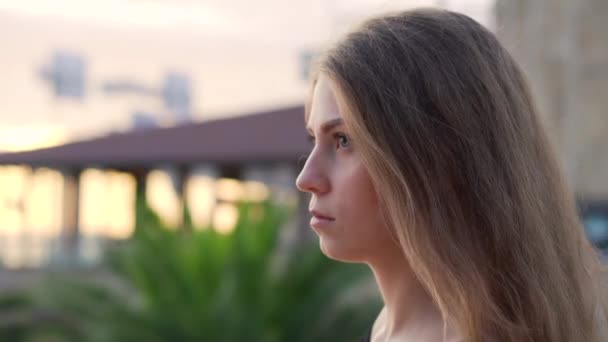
[295,153,330,195]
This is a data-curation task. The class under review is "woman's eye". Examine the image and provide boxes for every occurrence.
[334,133,350,149]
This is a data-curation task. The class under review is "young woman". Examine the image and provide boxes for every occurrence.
[296,8,608,342]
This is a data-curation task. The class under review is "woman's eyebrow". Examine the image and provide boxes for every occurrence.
[306,118,344,136]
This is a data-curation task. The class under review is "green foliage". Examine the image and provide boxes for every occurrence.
[0,291,31,341]
[1,197,381,341]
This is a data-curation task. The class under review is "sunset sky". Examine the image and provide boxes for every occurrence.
[0,0,493,152]
[0,0,495,267]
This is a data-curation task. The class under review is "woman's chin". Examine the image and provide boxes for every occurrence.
[319,238,365,263]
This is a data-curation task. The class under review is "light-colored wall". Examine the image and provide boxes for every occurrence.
[495,0,608,199]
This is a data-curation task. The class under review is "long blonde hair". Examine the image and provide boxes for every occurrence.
[310,8,608,342]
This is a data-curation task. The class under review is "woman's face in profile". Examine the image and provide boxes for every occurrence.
[296,75,397,263]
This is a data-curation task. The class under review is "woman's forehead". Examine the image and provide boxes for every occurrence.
[307,76,343,131]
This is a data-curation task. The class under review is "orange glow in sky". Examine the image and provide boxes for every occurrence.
[0,125,67,152]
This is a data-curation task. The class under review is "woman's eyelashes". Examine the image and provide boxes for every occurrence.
[306,132,352,150]
[333,132,351,149]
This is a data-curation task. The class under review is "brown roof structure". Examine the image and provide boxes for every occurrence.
[0,105,309,168]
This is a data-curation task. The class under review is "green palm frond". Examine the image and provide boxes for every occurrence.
[1,197,381,341]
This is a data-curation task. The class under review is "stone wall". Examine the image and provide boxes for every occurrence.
[495,0,608,200]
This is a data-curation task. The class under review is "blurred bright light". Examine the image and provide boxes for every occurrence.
[0,166,64,267]
[25,167,63,236]
[106,171,136,239]
[147,169,182,228]
[80,169,135,239]
[186,174,215,229]
[0,166,31,233]
[243,180,270,202]
[216,178,244,202]
[0,125,66,152]
[213,202,238,234]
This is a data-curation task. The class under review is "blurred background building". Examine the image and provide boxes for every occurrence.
[0,0,605,275]
[495,0,608,252]
[496,0,608,199]
[0,0,493,271]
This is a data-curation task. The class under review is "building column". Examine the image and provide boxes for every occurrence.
[173,164,191,230]
[61,168,81,265]
[130,166,149,232]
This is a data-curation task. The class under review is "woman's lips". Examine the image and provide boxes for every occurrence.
[309,210,335,230]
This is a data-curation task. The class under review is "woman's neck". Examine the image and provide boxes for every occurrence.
[367,249,458,341]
